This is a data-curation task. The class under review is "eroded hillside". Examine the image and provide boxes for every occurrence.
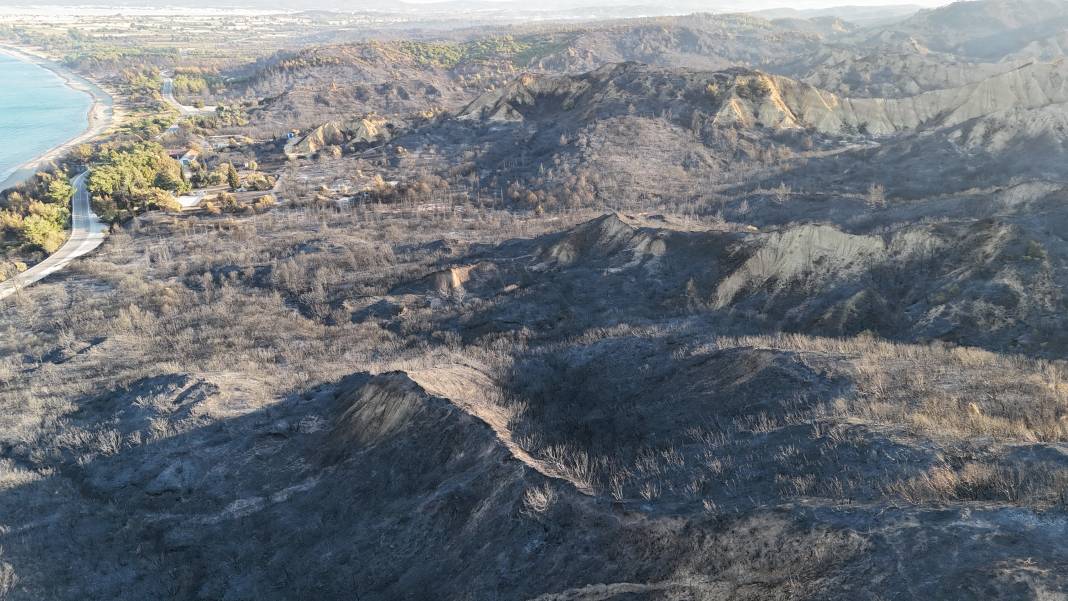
[5,205,1068,598]
[316,57,1068,216]
[7,0,1068,599]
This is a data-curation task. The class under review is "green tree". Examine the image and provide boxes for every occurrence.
[91,197,119,223]
[21,215,65,253]
[0,210,23,236]
[144,188,182,212]
[5,191,27,212]
[73,143,94,162]
[154,168,188,194]
[47,177,74,205]
[28,200,69,227]
[225,163,240,191]
[86,141,189,221]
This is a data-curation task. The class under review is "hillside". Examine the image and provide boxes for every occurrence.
[5,205,1068,598]
[228,41,521,133]
[784,45,1022,97]
[8,0,1068,598]
[520,13,833,73]
[222,3,1068,139]
[224,14,839,133]
[750,4,924,26]
[217,1,1068,142]
[330,58,1068,213]
[870,0,1068,59]
[459,60,1068,135]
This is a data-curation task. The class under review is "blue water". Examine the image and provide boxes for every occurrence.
[0,52,92,183]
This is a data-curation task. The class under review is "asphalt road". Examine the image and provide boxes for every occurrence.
[0,171,106,301]
[161,75,217,117]
[2,78,232,301]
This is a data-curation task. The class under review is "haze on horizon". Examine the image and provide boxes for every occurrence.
[0,0,956,13]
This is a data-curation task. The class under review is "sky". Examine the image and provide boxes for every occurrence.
[1,0,957,8]
[423,0,947,4]
[396,0,956,7]
[0,0,961,19]
[754,0,952,6]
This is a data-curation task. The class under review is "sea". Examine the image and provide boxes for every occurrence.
[0,52,92,186]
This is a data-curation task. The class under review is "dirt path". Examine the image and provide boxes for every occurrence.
[407,363,597,494]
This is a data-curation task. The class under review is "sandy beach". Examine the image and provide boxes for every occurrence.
[0,44,116,192]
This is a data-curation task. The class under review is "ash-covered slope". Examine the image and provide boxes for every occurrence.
[9,207,1068,599]
[460,60,1068,137]
[225,13,853,133]
[787,45,1023,97]
[223,1,1068,138]
[233,41,517,131]
[427,213,1067,352]
[384,60,1068,210]
[521,13,833,74]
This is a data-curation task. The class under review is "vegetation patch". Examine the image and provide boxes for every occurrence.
[88,142,188,222]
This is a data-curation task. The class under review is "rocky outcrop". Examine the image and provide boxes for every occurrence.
[713,60,1068,135]
[284,121,346,158]
[284,116,392,158]
[714,224,886,308]
[458,71,598,123]
[796,49,1022,98]
[347,116,391,146]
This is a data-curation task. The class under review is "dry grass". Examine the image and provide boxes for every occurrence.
[715,333,1068,443]
[4,200,1067,524]
[521,483,557,514]
[885,461,1068,507]
[481,327,1068,508]
[0,203,587,466]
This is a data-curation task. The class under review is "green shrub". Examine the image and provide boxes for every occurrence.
[21,214,66,253]
[88,141,189,221]
[47,177,74,204]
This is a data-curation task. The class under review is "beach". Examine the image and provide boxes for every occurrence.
[0,44,115,192]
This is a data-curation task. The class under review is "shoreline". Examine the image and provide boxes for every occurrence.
[0,44,116,193]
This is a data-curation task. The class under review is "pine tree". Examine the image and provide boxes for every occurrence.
[226,163,240,191]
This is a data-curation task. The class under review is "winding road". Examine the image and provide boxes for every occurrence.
[2,77,248,301]
[1,75,208,301]
[161,74,218,117]
[0,171,105,301]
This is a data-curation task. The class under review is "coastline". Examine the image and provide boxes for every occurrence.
[0,44,116,193]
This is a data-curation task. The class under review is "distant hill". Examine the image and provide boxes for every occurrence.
[0,0,932,23]
[871,0,1068,59]
[749,4,925,26]
[374,58,1068,209]
[230,14,835,131]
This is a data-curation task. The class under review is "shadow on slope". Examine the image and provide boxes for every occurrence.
[403,213,1068,356]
